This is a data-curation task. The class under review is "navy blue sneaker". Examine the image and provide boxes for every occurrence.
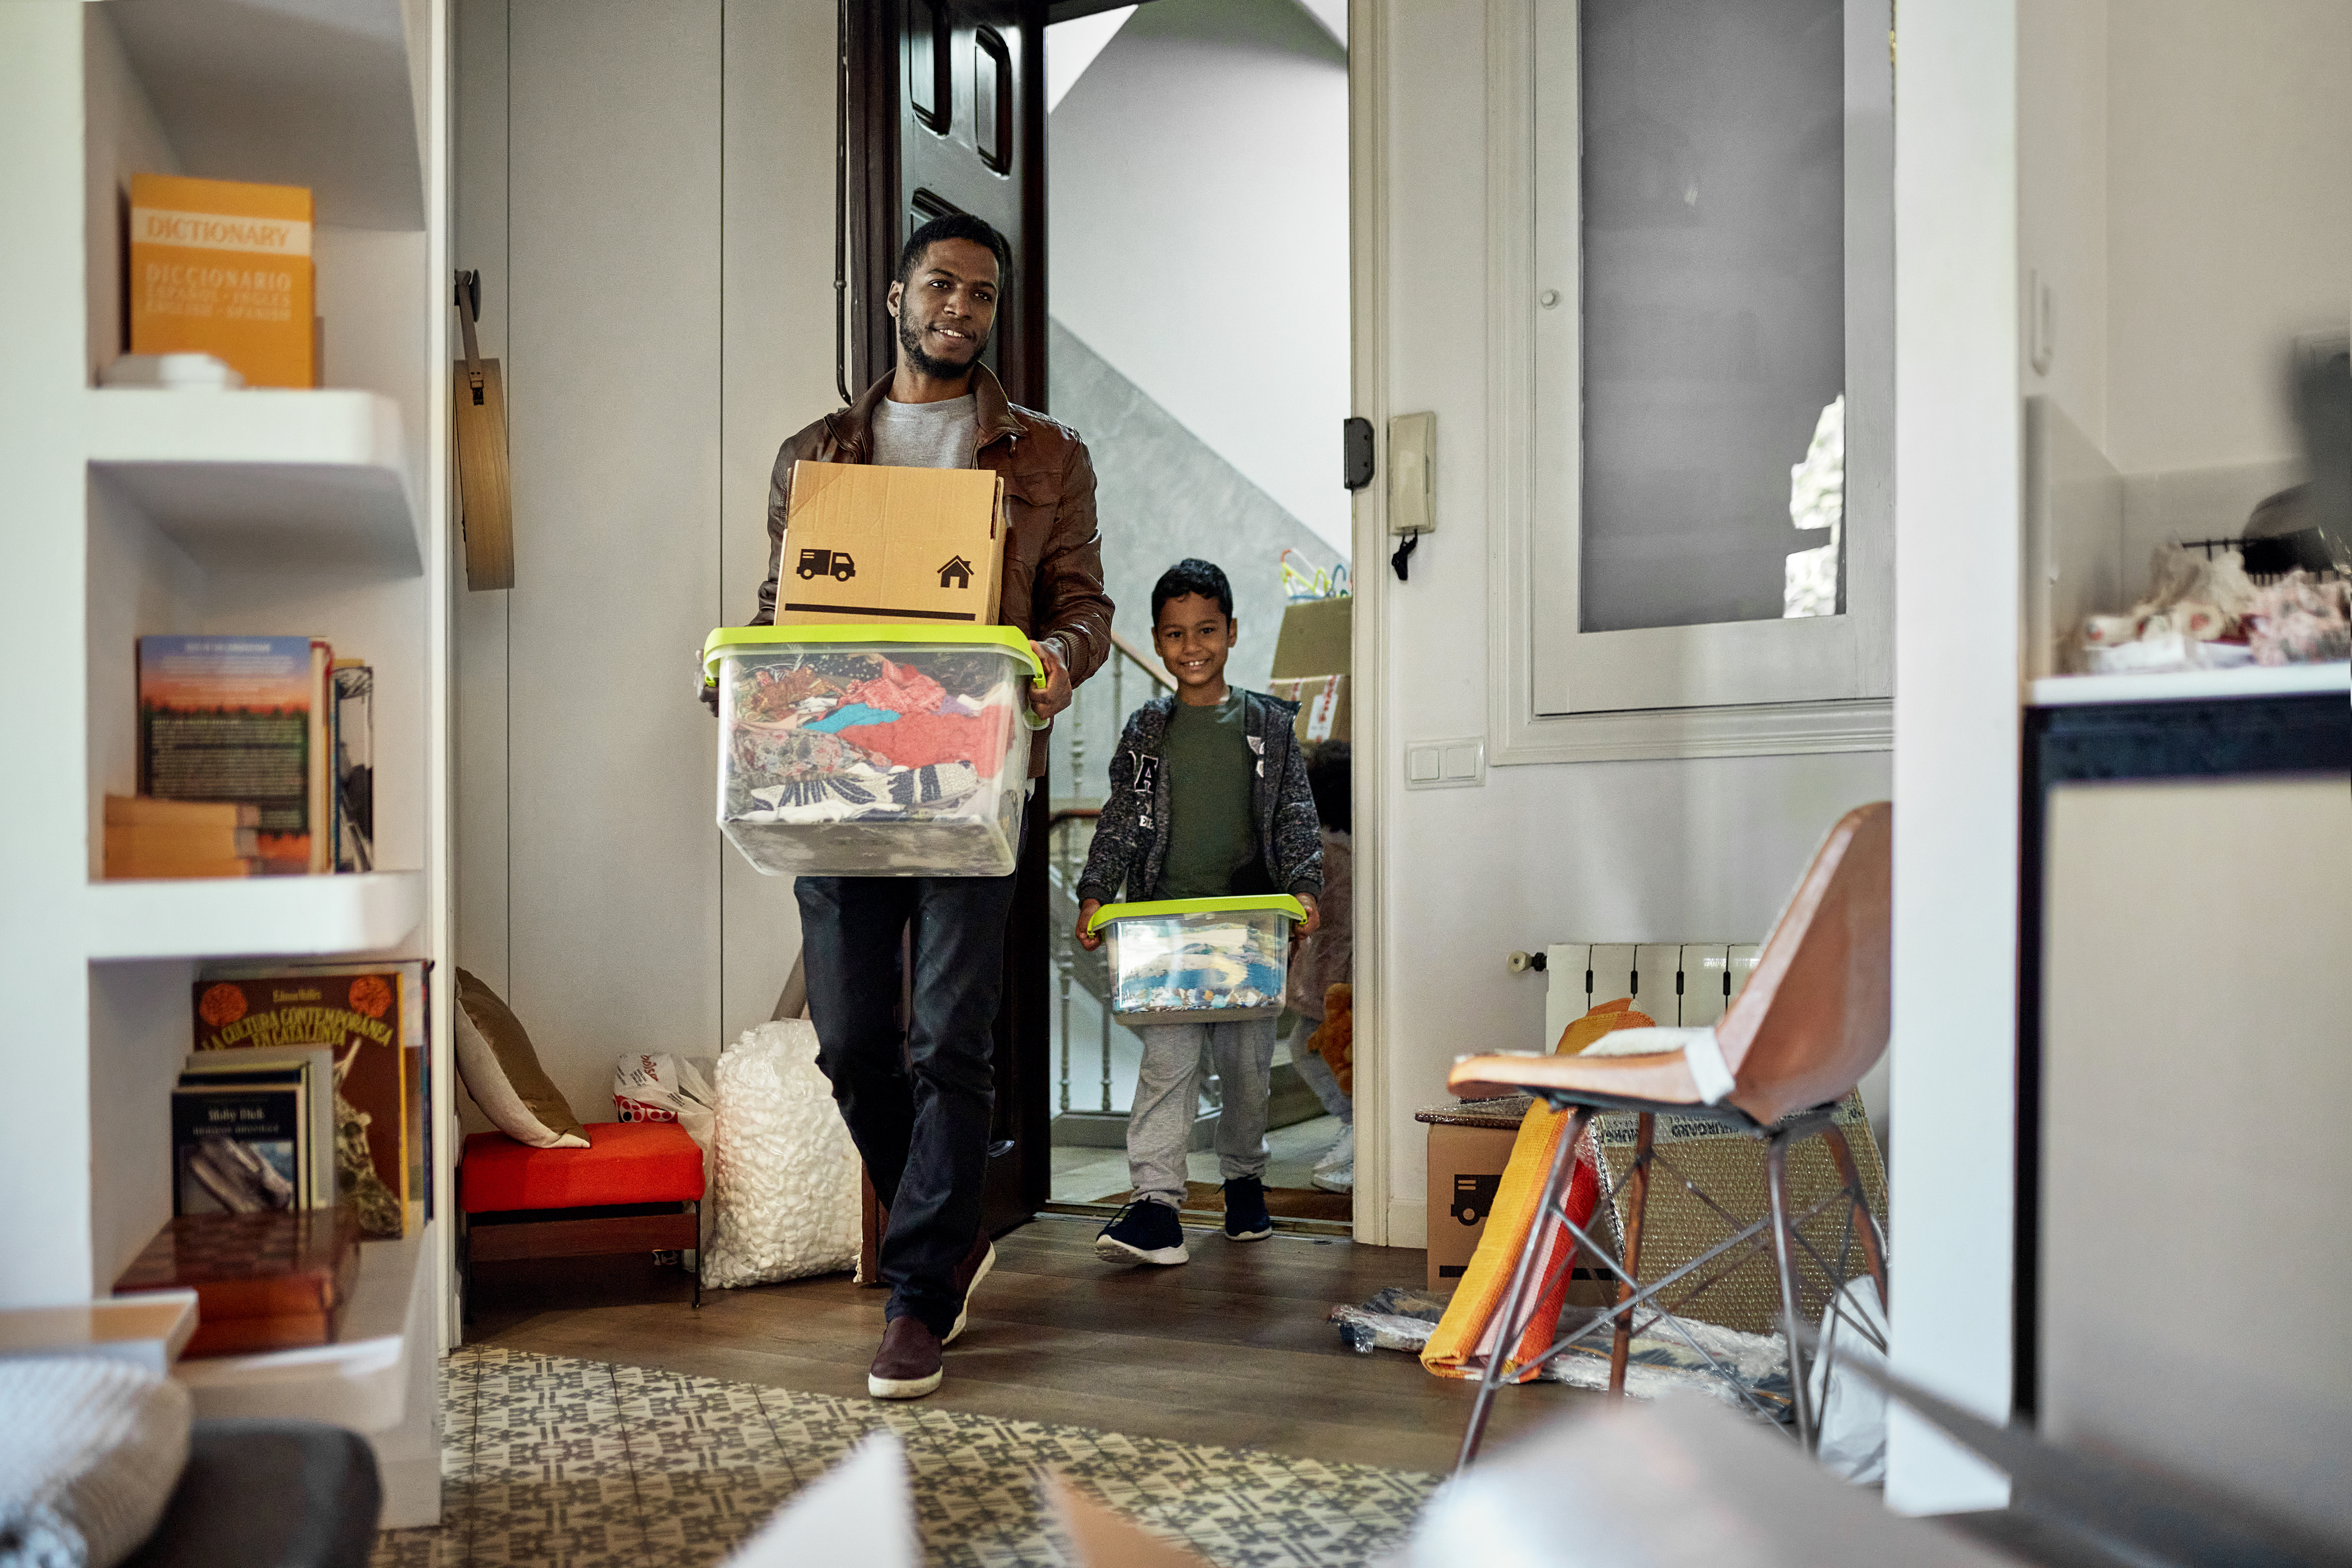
[1223,1176,1273,1241]
[1094,1200,1190,1266]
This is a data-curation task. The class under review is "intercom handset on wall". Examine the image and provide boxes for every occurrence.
[1388,410,1435,580]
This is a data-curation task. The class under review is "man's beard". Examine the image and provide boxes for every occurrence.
[898,309,988,380]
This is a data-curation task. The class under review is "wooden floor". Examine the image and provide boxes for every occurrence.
[466,1213,1597,1475]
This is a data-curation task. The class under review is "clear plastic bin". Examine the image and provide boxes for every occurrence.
[1089,896,1307,1024]
[704,625,1044,877]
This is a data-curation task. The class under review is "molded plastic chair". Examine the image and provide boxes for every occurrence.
[1446,802,1893,1466]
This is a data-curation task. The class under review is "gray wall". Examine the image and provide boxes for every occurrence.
[1050,317,1341,697]
[453,0,833,1127]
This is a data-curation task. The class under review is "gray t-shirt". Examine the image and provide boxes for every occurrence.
[870,392,977,470]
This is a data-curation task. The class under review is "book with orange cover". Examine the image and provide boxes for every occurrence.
[128,172,316,388]
[193,964,426,1238]
[114,1209,359,1357]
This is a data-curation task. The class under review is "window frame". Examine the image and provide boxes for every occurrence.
[1486,0,1895,765]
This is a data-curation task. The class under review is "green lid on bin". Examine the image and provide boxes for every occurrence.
[702,623,1046,687]
[1087,895,1308,933]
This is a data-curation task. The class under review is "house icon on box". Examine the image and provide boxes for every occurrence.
[937,555,974,590]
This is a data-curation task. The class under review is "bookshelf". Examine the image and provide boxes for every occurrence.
[0,0,452,1532]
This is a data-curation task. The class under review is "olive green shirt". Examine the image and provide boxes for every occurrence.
[1155,690,1257,898]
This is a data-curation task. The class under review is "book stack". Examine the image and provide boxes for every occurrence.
[114,1210,360,1357]
[123,635,372,878]
[192,961,432,1240]
[103,795,262,880]
[172,1047,337,1216]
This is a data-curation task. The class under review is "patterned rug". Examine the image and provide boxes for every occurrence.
[371,1346,1436,1568]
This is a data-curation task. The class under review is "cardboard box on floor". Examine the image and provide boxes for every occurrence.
[1425,1117,1614,1305]
[1269,595,1350,744]
[777,460,1005,627]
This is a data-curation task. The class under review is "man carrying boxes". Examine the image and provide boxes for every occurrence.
[743,213,1113,1402]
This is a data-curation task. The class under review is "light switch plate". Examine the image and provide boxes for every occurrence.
[1406,736,1484,789]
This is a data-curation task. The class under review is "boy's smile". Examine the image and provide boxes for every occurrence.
[1153,593,1236,706]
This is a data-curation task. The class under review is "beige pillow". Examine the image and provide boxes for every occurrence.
[454,968,589,1149]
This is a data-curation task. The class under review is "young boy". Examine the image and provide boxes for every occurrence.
[1075,559,1323,1265]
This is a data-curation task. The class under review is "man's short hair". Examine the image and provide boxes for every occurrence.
[1151,558,1234,623]
[897,212,1013,289]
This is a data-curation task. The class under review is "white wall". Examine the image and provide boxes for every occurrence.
[452,0,831,1125]
[2106,0,2352,477]
[1049,0,1353,557]
[1361,0,1893,1251]
[2017,0,2108,447]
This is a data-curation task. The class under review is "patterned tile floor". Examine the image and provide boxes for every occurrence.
[372,1346,1437,1568]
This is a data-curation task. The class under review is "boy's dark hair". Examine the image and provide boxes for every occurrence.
[1151,558,1234,623]
[1305,741,1351,834]
[897,212,1012,289]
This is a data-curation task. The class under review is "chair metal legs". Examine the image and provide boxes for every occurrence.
[1457,1107,1593,1470]
[1765,1134,1817,1450]
[1455,1102,1889,1471]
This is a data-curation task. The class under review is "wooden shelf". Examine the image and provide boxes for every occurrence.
[88,389,421,577]
[103,0,427,231]
[85,870,425,963]
[169,1225,432,1435]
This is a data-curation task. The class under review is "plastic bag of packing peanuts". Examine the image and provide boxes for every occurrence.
[702,1019,861,1289]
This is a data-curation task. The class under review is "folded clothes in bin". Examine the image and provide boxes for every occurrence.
[705,626,1044,878]
[1089,896,1305,1023]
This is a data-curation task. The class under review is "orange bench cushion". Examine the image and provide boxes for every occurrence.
[461,1121,705,1214]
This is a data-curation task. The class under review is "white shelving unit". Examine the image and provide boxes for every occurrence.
[89,388,422,575]
[0,0,452,1534]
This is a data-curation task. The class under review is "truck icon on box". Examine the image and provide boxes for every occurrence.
[796,548,856,582]
[1454,1172,1501,1227]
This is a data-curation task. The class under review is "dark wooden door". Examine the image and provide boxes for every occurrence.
[846,0,1050,1238]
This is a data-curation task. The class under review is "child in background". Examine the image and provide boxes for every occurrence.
[1075,559,1323,1265]
[1286,742,1354,1193]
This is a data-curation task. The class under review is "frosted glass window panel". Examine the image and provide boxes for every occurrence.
[1577,0,1846,633]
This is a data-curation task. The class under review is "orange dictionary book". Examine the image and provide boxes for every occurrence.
[128,172,316,388]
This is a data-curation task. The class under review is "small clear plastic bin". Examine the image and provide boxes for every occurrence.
[704,624,1044,877]
[1089,896,1307,1024]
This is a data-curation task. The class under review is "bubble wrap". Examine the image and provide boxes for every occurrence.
[703,1019,861,1289]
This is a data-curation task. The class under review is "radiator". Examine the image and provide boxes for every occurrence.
[1542,942,1759,1050]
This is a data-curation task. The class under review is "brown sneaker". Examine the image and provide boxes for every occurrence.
[867,1315,944,1400]
[945,1232,996,1346]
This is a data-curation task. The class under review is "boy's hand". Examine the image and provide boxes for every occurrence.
[1075,898,1104,951]
[1293,893,1321,941]
[1029,640,1072,722]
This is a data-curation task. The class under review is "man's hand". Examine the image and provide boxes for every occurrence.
[1293,893,1321,942]
[1076,898,1104,952]
[1028,639,1072,722]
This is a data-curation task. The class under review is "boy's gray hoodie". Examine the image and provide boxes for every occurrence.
[1075,691,1323,906]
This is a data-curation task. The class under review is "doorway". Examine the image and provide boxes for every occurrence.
[842,0,1356,1239]
[1030,0,1356,1231]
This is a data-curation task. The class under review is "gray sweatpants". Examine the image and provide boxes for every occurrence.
[1127,1016,1278,1209]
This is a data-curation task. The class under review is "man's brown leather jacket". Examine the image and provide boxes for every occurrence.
[752,366,1114,777]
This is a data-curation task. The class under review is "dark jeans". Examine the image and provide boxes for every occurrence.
[795,868,1018,1338]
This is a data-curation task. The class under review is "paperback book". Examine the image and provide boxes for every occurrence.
[331,661,374,872]
[193,963,431,1237]
[103,795,263,880]
[174,1046,337,1214]
[170,1066,305,1215]
[137,635,330,872]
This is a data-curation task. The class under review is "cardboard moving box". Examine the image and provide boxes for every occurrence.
[1269,595,1350,744]
[778,461,1005,627]
[1422,1105,1613,1303]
